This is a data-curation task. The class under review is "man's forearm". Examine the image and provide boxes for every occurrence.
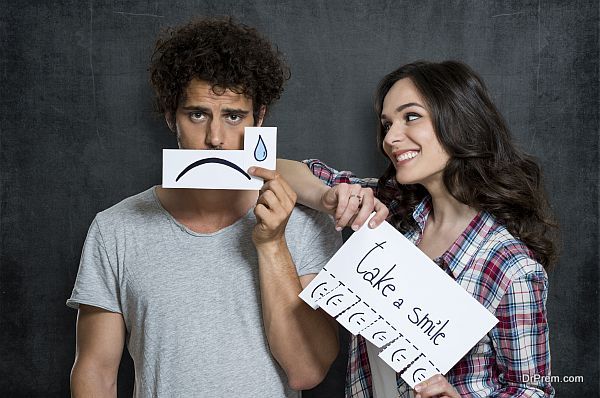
[71,362,117,398]
[256,240,338,391]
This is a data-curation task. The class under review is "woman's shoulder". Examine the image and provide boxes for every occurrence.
[460,213,547,309]
[475,216,546,282]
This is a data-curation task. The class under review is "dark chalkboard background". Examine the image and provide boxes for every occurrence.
[1,1,598,396]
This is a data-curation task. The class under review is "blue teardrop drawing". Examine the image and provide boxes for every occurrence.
[254,135,267,161]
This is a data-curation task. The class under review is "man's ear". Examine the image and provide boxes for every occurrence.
[256,106,267,127]
[165,113,176,132]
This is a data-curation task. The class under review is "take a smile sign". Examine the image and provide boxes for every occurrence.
[162,126,276,190]
[299,219,498,388]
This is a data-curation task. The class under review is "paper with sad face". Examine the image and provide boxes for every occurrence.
[162,127,276,189]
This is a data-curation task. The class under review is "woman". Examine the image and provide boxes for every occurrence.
[277,61,557,397]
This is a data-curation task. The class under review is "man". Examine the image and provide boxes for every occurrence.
[67,17,341,397]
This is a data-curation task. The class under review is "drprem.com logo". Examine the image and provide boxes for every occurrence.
[523,374,584,383]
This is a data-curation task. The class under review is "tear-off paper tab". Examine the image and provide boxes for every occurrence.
[299,218,498,388]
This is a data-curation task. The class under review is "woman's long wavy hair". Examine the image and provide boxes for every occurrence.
[375,61,558,269]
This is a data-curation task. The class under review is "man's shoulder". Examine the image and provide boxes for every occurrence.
[288,204,334,227]
[286,204,339,242]
[285,205,342,275]
[94,186,160,228]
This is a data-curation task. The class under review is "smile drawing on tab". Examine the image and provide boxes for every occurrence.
[311,282,333,300]
[412,367,428,384]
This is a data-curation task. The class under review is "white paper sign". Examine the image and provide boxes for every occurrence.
[162,127,276,190]
[299,219,498,388]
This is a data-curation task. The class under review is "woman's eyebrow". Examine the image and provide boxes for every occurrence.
[381,102,425,119]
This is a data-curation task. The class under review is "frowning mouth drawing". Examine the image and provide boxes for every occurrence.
[175,158,252,182]
[175,134,268,182]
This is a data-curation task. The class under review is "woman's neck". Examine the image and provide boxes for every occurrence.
[417,180,478,260]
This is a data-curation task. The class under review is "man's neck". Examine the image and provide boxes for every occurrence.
[156,186,258,234]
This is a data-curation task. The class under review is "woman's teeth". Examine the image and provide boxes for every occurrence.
[397,151,418,161]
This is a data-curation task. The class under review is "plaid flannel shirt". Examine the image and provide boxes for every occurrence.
[304,159,554,398]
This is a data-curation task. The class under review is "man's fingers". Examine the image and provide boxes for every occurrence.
[248,166,277,181]
[257,189,278,209]
[252,166,296,204]
[260,178,296,211]
[253,203,271,228]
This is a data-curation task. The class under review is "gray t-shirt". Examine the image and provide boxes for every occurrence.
[67,187,342,398]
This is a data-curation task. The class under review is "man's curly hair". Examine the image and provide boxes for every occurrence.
[149,17,290,125]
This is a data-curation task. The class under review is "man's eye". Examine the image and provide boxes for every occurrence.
[227,114,243,123]
[190,112,205,121]
[405,113,421,122]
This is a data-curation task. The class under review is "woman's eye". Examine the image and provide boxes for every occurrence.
[405,113,420,122]
[382,122,391,132]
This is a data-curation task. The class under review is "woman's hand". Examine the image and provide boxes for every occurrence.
[320,183,389,231]
[254,162,389,231]
[414,374,460,398]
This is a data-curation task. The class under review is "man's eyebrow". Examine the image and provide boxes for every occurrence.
[179,106,250,114]
[181,105,211,112]
[381,102,426,119]
[221,108,250,114]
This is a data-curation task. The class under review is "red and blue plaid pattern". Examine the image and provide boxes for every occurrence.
[304,159,554,398]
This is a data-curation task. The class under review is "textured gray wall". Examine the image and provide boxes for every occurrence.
[1,1,597,396]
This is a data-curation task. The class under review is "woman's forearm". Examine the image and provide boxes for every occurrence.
[276,159,330,212]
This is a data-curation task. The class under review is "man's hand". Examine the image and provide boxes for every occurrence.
[321,183,389,231]
[413,374,460,398]
[249,167,297,247]
[247,166,338,390]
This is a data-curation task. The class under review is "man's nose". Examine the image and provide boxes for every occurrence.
[205,118,224,148]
